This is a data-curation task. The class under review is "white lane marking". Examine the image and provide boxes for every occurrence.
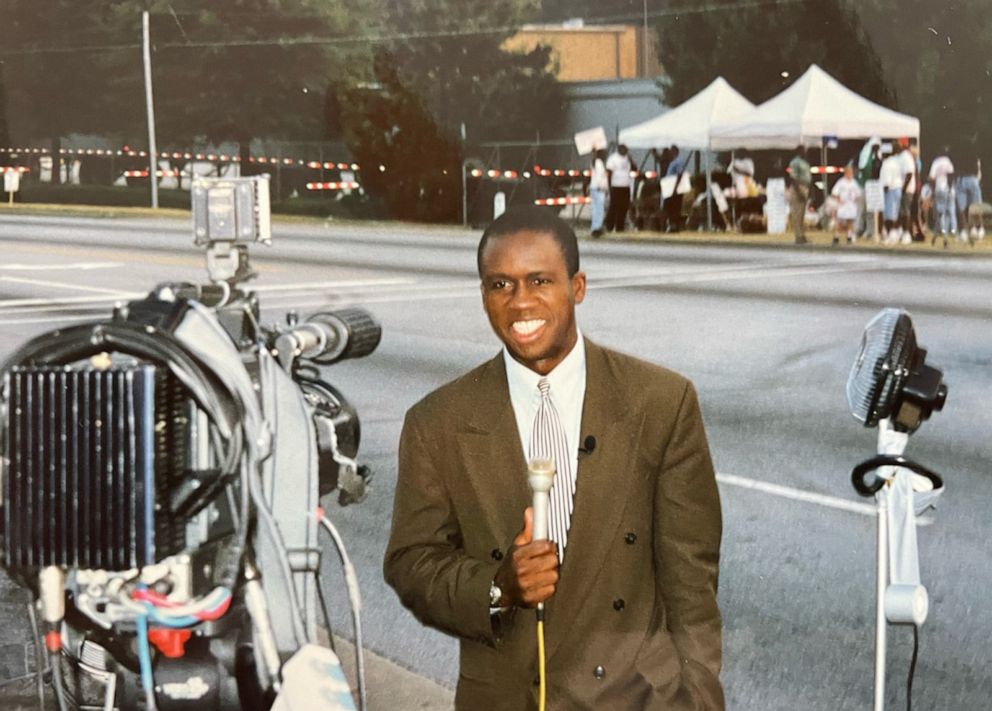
[0,293,144,310]
[717,472,932,525]
[0,275,136,296]
[252,277,414,292]
[0,261,125,272]
[588,261,901,291]
[717,472,875,515]
[0,313,105,327]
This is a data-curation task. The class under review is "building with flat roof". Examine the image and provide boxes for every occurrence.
[503,20,662,82]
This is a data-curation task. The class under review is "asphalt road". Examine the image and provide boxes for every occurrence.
[0,214,989,710]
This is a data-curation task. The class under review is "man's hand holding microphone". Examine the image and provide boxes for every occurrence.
[492,459,559,609]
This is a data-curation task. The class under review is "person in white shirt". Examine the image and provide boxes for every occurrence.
[604,144,633,232]
[928,149,956,242]
[830,164,863,245]
[879,151,905,243]
[589,149,609,237]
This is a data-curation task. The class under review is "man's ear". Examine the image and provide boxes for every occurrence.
[572,271,587,304]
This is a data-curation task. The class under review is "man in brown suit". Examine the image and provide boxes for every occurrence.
[384,207,723,710]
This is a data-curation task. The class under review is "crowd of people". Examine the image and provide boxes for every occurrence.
[586,139,986,248]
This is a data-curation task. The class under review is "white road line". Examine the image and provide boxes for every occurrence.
[0,313,105,327]
[252,277,415,292]
[0,275,136,296]
[0,261,125,272]
[0,292,144,310]
[717,471,933,525]
[717,472,876,516]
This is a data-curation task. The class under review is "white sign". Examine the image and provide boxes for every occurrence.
[4,170,20,193]
[765,178,788,234]
[573,126,608,156]
[660,173,691,199]
[864,180,884,213]
[493,191,506,220]
[710,182,729,214]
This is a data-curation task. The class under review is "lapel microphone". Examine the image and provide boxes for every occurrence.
[578,435,597,455]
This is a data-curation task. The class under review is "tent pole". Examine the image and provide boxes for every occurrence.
[730,150,737,231]
[821,139,829,207]
[706,150,713,231]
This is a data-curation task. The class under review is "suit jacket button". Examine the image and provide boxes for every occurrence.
[593,665,606,680]
[624,532,637,544]
[491,548,503,561]
[533,676,540,687]
[613,598,625,611]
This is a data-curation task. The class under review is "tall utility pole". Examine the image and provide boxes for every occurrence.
[642,0,649,77]
[142,11,159,208]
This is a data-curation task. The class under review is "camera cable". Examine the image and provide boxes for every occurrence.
[316,508,367,711]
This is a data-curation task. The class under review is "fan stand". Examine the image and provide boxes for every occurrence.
[867,419,944,711]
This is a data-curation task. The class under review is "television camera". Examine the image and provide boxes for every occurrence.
[0,176,379,710]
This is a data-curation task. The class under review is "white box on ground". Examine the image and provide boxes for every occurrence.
[271,644,356,711]
[765,178,788,234]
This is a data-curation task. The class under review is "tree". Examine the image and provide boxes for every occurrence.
[334,0,566,221]
[0,1,373,160]
[653,1,992,171]
[655,1,892,107]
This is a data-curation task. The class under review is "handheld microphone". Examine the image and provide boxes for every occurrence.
[528,458,556,543]
[527,458,556,614]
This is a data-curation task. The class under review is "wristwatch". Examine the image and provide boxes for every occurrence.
[489,581,503,608]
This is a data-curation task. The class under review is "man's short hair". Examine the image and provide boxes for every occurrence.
[477,207,580,277]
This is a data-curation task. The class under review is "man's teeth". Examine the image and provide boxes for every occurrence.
[512,319,545,335]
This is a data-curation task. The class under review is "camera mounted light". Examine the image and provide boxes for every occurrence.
[846,308,947,434]
[191,175,272,284]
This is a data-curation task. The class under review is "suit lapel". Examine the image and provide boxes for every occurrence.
[455,354,531,547]
[545,340,645,660]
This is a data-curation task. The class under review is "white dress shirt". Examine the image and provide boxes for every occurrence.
[503,333,587,483]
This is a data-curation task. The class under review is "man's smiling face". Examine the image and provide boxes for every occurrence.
[479,229,586,375]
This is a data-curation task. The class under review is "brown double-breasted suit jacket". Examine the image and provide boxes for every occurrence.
[384,339,723,710]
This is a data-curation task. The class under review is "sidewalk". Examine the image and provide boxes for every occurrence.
[590,226,992,254]
[333,635,454,711]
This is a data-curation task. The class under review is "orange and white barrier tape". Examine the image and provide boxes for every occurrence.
[306,181,360,191]
[533,196,591,206]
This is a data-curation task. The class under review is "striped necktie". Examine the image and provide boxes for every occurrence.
[529,378,575,561]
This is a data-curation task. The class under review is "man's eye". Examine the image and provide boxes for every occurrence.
[533,278,551,286]
[491,280,508,290]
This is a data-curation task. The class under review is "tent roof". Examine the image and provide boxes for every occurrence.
[710,64,920,150]
[618,77,755,150]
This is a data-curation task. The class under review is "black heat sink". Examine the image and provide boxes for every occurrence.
[2,365,186,572]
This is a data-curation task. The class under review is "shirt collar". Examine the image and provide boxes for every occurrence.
[503,329,586,399]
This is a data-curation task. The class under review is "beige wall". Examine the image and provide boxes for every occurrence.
[503,25,661,82]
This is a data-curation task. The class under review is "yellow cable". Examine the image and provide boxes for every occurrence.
[537,614,547,711]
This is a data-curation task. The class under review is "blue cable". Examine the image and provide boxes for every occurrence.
[135,610,155,703]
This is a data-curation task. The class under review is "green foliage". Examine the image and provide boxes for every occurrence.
[0,1,373,148]
[333,0,566,222]
[655,0,992,168]
[656,1,891,107]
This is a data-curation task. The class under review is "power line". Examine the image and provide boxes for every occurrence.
[0,0,810,58]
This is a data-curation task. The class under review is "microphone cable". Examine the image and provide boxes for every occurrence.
[537,605,547,711]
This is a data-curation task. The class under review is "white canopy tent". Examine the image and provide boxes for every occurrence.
[710,64,920,150]
[619,76,755,150]
[618,77,755,229]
